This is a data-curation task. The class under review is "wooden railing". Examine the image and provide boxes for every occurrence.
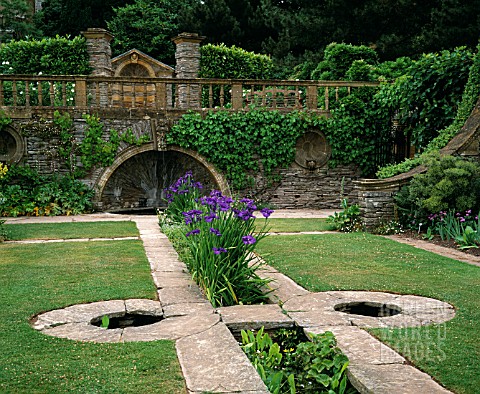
[0,75,380,114]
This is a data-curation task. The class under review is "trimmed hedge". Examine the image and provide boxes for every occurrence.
[0,36,91,75]
[199,43,274,79]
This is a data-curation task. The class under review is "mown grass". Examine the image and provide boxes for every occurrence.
[4,221,139,240]
[255,218,335,233]
[0,238,185,393]
[257,232,480,394]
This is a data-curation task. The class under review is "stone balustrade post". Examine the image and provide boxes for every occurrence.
[172,33,205,109]
[81,28,114,107]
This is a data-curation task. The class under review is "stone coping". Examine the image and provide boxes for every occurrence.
[283,291,455,329]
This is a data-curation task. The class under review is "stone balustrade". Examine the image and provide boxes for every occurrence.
[0,75,379,119]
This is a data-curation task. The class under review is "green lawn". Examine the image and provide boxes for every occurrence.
[0,231,185,392]
[255,218,335,233]
[4,221,139,240]
[257,232,480,394]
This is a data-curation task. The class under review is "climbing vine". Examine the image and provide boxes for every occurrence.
[376,44,480,179]
[168,106,386,190]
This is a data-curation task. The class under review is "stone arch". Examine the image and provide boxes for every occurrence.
[114,60,155,78]
[93,143,231,211]
[0,125,25,164]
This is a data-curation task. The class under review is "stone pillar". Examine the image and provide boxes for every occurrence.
[172,33,205,108]
[354,179,404,228]
[81,28,114,107]
[81,28,114,76]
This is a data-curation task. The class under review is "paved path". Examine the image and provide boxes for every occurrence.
[5,210,464,393]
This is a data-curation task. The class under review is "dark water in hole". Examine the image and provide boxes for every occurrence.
[334,302,401,317]
[91,313,163,329]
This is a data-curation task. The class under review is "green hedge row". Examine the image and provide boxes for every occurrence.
[0,36,91,75]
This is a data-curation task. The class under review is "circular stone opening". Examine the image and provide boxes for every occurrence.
[334,302,402,317]
[91,313,163,329]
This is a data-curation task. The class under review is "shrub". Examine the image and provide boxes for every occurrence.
[0,35,91,75]
[0,165,94,217]
[199,43,274,79]
[376,45,479,179]
[311,43,379,81]
[395,153,480,228]
[162,173,274,307]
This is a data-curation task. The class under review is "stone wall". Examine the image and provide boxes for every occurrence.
[253,164,361,209]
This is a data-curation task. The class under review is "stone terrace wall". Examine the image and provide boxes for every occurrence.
[254,164,361,209]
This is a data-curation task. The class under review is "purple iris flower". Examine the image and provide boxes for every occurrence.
[242,235,256,245]
[237,209,254,221]
[205,212,218,223]
[260,208,274,218]
[210,228,222,236]
[213,247,227,254]
[186,229,200,237]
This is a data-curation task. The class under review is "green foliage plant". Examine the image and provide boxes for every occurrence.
[0,165,94,217]
[427,210,480,249]
[168,109,310,190]
[394,153,480,228]
[375,47,473,149]
[311,43,379,81]
[376,44,480,179]
[107,0,178,63]
[327,198,363,233]
[241,326,352,394]
[0,35,91,75]
[199,43,274,80]
[163,172,273,307]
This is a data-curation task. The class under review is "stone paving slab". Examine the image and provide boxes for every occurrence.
[121,312,220,342]
[217,304,294,334]
[347,364,452,394]
[306,326,406,365]
[43,322,123,342]
[151,271,195,288]
[176,322,269,393]
[283,291,455,329]
[158,285,210,306]
[163,302,215,318]
[263,271,310,303]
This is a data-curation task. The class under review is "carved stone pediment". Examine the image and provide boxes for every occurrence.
[112,49,175,78]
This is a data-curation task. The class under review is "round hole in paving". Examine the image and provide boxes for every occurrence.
[90,313,163,329]
[334,301,402,317]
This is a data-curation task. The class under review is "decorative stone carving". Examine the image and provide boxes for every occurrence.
[295,129,331,169]
[0,126,24,164]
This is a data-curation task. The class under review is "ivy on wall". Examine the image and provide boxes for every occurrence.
[376,44,480,179]
[167,106,387,190]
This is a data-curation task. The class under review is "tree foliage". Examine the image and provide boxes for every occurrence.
[0,0,40,41]
[107,0,178,64]
[33,0,130,38]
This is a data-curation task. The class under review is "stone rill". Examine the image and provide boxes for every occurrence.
[27,215,456,393]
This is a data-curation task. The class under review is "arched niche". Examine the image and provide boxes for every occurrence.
[0,126,25,164]
[94,143,231,211]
